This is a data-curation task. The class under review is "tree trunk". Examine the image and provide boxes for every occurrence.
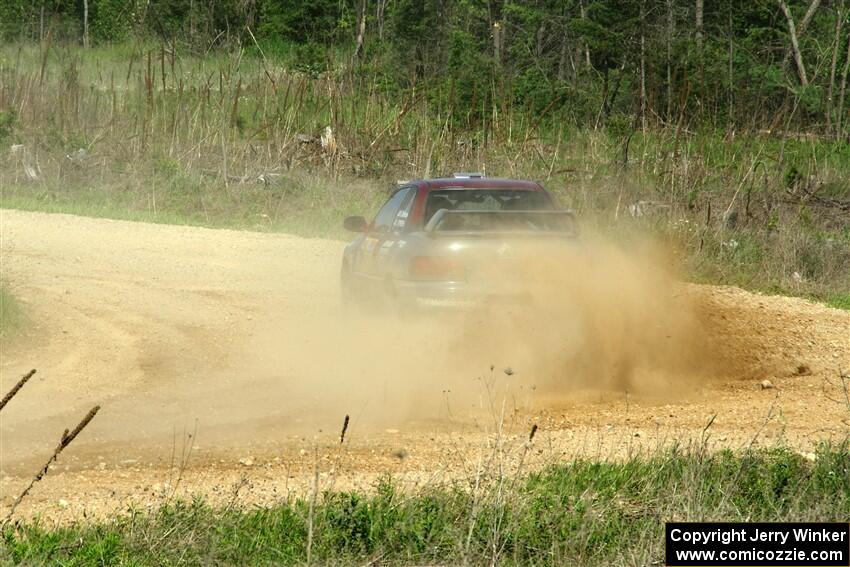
[535,24,544,58]
[83,0,89,47]
[596,67,609,129]
[376,0,386,41]
[493,22,503,66]
[778,0,809,86]
[354,0,367,58]
[837,32,850,135]
[640,0,647,130]
[797,0,822,35]
[667,0,674,123]
[580,0,591,69]
[780,0,821,68]
[601,61,627,125]
[695,0,703,49]
[558,35,567,81]
[728,0,734,127]
[827,1,845,132]
[558,29,570,81]
[695,0,703,43]
[695,0,704,84]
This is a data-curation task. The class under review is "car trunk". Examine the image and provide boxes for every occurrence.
[414,210,580,289]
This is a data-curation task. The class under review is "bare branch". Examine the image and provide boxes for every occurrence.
[0,369,37,413]
[779,0,810,86]
[3,406,100,524]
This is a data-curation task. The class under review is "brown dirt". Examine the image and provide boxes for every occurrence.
[0,208,848,524]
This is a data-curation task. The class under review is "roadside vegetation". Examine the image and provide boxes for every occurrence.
[1,41,847,305]
[3,446,849,566]
[2,2,850,308]
[0,285,22,337]
[827,293,850,309]
[0,2,848,305]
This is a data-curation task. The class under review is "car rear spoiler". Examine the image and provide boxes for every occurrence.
[424,209,579,237]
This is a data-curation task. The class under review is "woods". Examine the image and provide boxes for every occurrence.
[1,0,849,136]
[1,1,848,302]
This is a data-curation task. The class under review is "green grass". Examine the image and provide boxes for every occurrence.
[0,285,21,337]
[825,293,850,310]
[0,171,388,240]
[2,446,849,566]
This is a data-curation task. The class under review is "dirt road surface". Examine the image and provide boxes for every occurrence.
[1,209,848,523]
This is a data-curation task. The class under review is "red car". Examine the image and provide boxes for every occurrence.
[341,174,578,312]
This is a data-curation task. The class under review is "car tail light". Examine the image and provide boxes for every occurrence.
[409,256,465,280]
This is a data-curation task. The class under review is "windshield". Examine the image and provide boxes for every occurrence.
[424,189,553,225]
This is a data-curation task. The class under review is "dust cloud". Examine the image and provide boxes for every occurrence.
[226,230,710,434]
[3,209,845,478]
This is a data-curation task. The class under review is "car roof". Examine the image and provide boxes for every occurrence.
[413,177,542,191]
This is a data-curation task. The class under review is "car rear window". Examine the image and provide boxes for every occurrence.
[424,189,553,224]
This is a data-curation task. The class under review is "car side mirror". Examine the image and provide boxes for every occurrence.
[344,216,368,232]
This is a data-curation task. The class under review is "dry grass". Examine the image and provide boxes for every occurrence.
[0,41,848,300]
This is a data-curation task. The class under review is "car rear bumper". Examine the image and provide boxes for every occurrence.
[394,279,532,312]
